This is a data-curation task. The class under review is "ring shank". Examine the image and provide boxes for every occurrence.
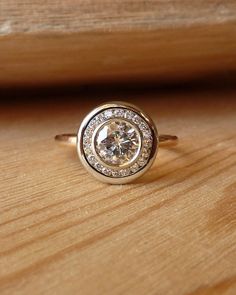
[54,134,77,146]
[159,134,178,145]
[55,133,178,146]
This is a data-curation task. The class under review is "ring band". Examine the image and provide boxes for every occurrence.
[55,133,178,146]
[55,101,178,184]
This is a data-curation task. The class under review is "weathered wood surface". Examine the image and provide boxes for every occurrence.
[0,1,236,86]
[0,93,235,294]
[1,1,236,33]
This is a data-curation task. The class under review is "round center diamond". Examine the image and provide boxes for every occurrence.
[94,120,141,166]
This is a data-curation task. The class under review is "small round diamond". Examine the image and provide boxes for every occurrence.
[120,169,130,177]
[132,115,142,125]
[104,110,113,119]
[83,145,92,155]
[102,167,112,176]
[87,155,96,165]
[124,111,134,120]
[112,171,120,177]
[95,162,102,171]
[113,109,124,117]
[131,163,139,173]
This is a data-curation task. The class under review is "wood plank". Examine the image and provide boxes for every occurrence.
[0,1,236,86]
[0,92,235,294]
[1,1,236,33]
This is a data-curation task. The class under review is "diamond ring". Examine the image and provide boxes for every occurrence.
[55,101,178,184]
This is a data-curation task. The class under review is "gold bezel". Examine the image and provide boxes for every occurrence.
[77,101,159,184]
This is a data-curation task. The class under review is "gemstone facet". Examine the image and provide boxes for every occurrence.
[95,120,141,166]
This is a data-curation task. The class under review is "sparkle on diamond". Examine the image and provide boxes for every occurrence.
[95,120,141,166]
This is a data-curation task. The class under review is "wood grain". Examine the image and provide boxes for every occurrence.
[0,92,236,294]
[1,1,236,33]
[0,1,236,86]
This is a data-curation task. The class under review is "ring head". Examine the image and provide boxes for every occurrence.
[77,102,158,184]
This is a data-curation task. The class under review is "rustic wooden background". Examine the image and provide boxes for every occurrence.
[1,1,236,294]
[0,1,236,86]
[0,91,236,294]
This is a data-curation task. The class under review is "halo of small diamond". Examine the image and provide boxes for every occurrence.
[82,107,154,178]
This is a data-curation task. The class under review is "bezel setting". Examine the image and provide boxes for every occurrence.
[77,102,158,184]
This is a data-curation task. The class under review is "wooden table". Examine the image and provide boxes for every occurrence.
[1,1,236,86]
[0,92,236,294]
